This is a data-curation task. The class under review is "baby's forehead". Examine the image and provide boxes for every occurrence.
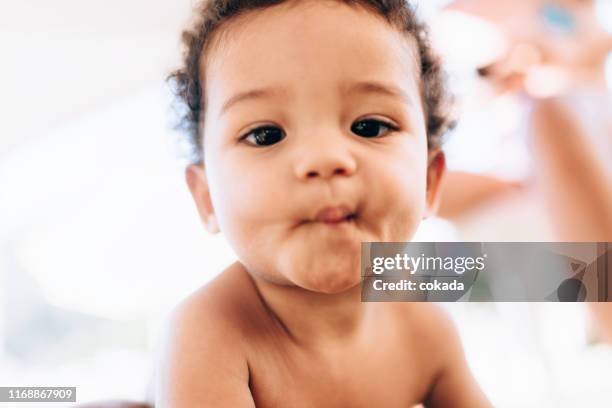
[202,1,422,112]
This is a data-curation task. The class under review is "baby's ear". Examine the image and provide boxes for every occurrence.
[185,164,220,234]
[424,150,446,219]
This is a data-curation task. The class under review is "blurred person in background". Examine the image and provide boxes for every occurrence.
[436,0,612,342]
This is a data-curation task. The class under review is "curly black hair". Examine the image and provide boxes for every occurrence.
[168,0,453,164]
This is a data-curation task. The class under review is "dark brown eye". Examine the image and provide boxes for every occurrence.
[243,126,285,146]
[351,119,396,138]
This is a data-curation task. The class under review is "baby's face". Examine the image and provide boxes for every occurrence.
[189,0,444,293]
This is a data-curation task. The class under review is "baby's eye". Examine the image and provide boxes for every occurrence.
[241,126,286,147]
[351,118,398,138]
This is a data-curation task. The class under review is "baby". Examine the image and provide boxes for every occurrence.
[157,0,491,406]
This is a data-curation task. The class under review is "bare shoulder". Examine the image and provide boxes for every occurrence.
[155,262,259,407]
[170,260,262,331]
[165,261,260,350]
[389,303,459,352]
[388,303,491,408]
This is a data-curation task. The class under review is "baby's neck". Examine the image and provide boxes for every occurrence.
[248,269,375,349]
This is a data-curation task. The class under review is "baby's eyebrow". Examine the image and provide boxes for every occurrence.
[341,80,414,107]
[219,80,414,116]
[220,88,286,116]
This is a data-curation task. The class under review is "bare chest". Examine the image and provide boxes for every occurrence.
[246,339,430,408]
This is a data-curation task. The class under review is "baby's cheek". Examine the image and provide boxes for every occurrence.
[373,160,428,239]
[216,176,286,246]
[210,161,266,219]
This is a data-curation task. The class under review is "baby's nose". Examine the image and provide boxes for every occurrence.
[293,147,357,180]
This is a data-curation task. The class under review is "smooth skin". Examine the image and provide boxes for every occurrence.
[156,1,491,406]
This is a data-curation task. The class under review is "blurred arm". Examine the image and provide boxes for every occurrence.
[530,98,612,241]
[437,172,523,220]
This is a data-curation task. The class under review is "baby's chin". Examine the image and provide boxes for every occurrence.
[281,251,362,294]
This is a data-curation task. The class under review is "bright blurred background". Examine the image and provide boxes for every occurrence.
[0,0,611,406]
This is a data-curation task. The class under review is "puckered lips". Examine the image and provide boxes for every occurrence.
[311,204,358,225]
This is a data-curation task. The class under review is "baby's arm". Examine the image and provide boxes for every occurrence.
[155,295,255,408]
[421,306,492,408]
